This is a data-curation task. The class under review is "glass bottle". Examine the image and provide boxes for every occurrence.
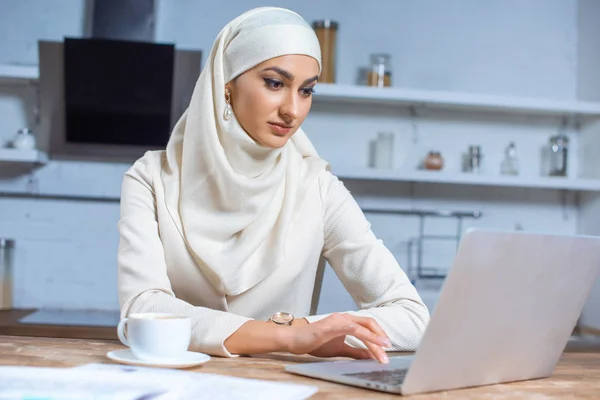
[500,142,519,175]
[548,134,568,177]
[463,145,482,173]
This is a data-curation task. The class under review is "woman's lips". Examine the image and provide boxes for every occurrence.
[268,122,292,135]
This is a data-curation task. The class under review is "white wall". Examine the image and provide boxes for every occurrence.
[0,0,581,143]
[577,0,600,102]
[0,0,87,66]
[156,0,577,99]
[0,0,590,313]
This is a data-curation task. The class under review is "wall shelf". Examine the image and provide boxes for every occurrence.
[0,64,39,83]
[0,148,48,165]
[313,83,600,118]
[334,167,600,192]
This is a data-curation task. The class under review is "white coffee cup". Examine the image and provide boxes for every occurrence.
[117,313,191,361]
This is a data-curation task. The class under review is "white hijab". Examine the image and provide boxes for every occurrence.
[161,7,329,296]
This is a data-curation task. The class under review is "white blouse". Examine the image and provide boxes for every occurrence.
[118,151,430,357]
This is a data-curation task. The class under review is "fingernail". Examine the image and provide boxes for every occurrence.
[381,353,389,364]
[378,337,390,347]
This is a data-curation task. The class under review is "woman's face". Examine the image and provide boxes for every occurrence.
[226,55,319,148]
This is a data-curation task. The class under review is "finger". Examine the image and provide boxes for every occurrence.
[347,324,389,364]
[315,314,388,363]
[344,315,392,356]
[340,344,372,360]
[362,337,389,364]
[318,313,362,340]
[345,315,390,343]
[342,319,390,348]
[312,315,387,363]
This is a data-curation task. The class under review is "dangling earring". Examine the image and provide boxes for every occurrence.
[223,88,232,121]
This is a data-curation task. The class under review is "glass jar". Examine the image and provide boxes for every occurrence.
[424,151,444,170]
[312,20,338,83]
[367,53,392,88]
[0,238,14,310]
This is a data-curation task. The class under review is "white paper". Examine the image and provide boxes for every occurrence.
[0,366,182,400]
[73,363,318,400]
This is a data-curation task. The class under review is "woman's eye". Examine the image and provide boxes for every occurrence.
[300,87,316,97]
[264,78,283,89]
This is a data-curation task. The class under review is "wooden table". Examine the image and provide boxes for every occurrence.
[1,335,599,399]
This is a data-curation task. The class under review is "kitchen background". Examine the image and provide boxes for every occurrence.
[0,0,599,332]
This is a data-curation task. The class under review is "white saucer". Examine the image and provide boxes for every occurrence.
[106,349,210,369]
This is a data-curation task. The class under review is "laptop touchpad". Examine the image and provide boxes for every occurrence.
[319,355,414,374]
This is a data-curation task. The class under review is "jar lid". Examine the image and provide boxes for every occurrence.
[312,19,339,29]
[0,238,15,248]
[370,53,392,63]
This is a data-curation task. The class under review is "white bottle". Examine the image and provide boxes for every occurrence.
[373,132,394,169]
[11,128,36,150]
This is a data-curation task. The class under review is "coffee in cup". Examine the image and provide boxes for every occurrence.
[117,313,191,361]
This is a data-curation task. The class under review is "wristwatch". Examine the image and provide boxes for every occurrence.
[269,312,294,326]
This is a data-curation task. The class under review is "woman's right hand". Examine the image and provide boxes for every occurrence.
[283,313,391,364]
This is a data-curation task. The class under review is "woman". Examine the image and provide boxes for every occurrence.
[118,7,429,364]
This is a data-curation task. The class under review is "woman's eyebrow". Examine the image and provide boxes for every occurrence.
[261,67,318,84]
[262,66,294,80]
[302,75,319,84]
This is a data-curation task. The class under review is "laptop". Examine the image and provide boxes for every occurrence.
[285,229,600,395]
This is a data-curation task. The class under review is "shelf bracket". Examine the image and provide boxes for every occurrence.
[560,189,570,221]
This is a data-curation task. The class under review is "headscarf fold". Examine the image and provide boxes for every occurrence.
[161,7,329,296]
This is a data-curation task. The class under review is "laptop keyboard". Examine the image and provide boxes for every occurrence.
[342,368,408,386]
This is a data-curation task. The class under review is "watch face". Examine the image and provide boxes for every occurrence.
[272,312,294,324]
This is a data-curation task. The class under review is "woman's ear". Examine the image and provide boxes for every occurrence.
[225,84,233,99]
[225,77,237,94]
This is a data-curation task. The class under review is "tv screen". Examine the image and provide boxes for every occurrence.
[63,38,174,147]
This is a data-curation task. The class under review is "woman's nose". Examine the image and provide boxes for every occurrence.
[279,92,299,121]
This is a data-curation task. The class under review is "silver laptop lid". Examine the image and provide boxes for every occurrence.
[402,229,600,395]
